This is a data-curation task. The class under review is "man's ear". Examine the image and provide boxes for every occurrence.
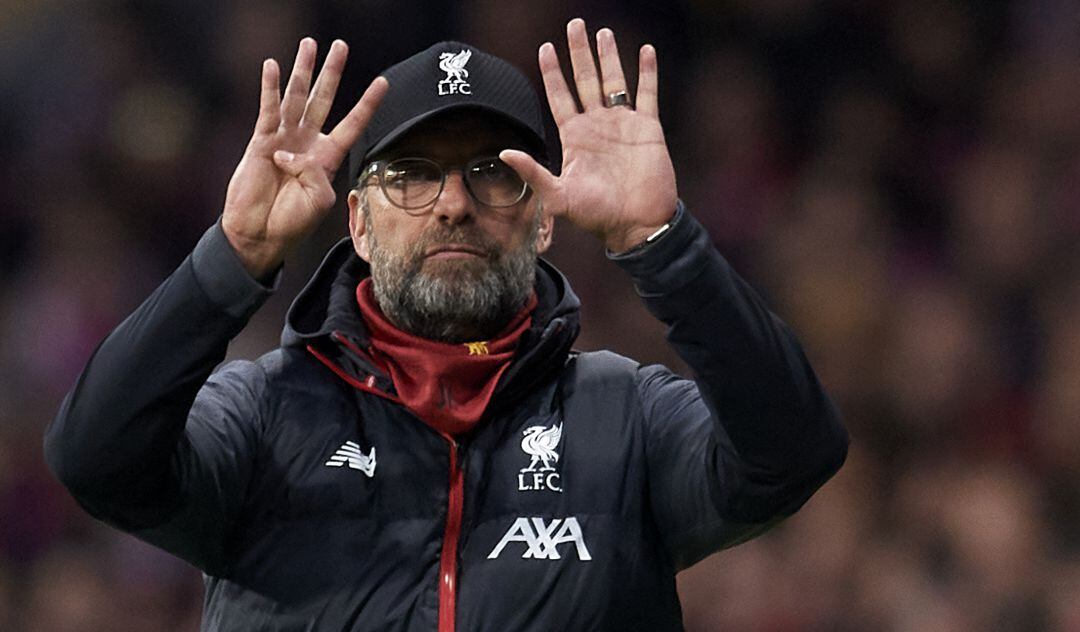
[535,200,554,254]
[348,189,371,262]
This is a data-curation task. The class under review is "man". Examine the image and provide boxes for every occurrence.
[45,19,847,631]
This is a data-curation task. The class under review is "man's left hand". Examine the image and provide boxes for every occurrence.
[500,18,678,253]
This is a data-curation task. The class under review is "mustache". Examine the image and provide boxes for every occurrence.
[409,226,500,260]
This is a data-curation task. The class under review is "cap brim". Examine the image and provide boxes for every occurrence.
[360,103,548,168]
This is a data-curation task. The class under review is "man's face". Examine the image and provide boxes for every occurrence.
[348,112,552,343]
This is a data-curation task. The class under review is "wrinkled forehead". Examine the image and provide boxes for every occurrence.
[376,110,534,162]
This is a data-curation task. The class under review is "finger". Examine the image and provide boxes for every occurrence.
[636,44,659,117]
[280,38,317,127]
[255,58,281,134]
[273,150,337,209]
[596,28,629,104]
[301,39,347,131]
[566,18,602,110]
[538,42,578,127]
[327,76,389,157]
[500,149,566,216]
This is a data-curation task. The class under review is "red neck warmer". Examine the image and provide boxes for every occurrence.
[355,278,536,436]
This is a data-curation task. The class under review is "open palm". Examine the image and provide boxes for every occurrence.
[501,20,678,253]
[222,38,387,277]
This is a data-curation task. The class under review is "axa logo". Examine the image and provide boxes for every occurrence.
[487,517,592,561]
[519,423,562,492]
[438,49,472,95]
[324,441,376,477]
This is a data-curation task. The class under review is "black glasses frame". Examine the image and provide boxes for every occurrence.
[359,156,529,214]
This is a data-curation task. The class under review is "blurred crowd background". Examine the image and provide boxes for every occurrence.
[2,0,1079,629]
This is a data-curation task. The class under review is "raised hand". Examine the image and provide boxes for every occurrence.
[500,19,678,253]
[222,38,388,278]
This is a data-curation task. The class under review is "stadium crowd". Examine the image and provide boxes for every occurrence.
[2,0,1079,629]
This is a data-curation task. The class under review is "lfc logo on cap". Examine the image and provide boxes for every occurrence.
[438,49,472,95]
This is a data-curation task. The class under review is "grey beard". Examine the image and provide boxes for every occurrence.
[366,212,538,343]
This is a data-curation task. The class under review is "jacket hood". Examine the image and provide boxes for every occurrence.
[282,238,581,404]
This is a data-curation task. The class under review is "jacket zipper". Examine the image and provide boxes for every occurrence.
[310,342,468,630]
[438,435,465,632]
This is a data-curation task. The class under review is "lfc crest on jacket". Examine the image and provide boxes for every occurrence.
[518,422,562,492]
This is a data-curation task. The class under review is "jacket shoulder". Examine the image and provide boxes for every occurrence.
[211,347,343,428]
[567,349,639,378]
[568,350,686,393]
[561,350,645,403]
[249,347,335,394]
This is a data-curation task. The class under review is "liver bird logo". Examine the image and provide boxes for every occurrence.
[438,49,472,84]
[521,423,562,472]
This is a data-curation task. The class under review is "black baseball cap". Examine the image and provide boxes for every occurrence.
[347,41,549,185]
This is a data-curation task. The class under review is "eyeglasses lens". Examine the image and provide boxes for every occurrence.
[467,159,526,207]
[383,159,443,209]
[381,158,526,209]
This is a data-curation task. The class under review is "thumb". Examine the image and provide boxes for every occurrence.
[500,149,564,215]
[273,150,337,209]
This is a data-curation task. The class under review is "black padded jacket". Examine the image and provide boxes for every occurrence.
[45,203,848,631]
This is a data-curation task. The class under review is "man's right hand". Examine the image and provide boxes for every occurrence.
[222,38,388,279]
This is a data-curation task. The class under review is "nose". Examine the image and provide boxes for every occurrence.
[432,171,474,225]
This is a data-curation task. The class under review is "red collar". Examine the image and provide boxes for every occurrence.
[355,279,536,436]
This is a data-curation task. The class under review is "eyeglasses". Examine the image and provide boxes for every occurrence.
[360,156,529,214]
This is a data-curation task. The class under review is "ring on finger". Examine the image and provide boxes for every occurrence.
[605,90,632,108]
